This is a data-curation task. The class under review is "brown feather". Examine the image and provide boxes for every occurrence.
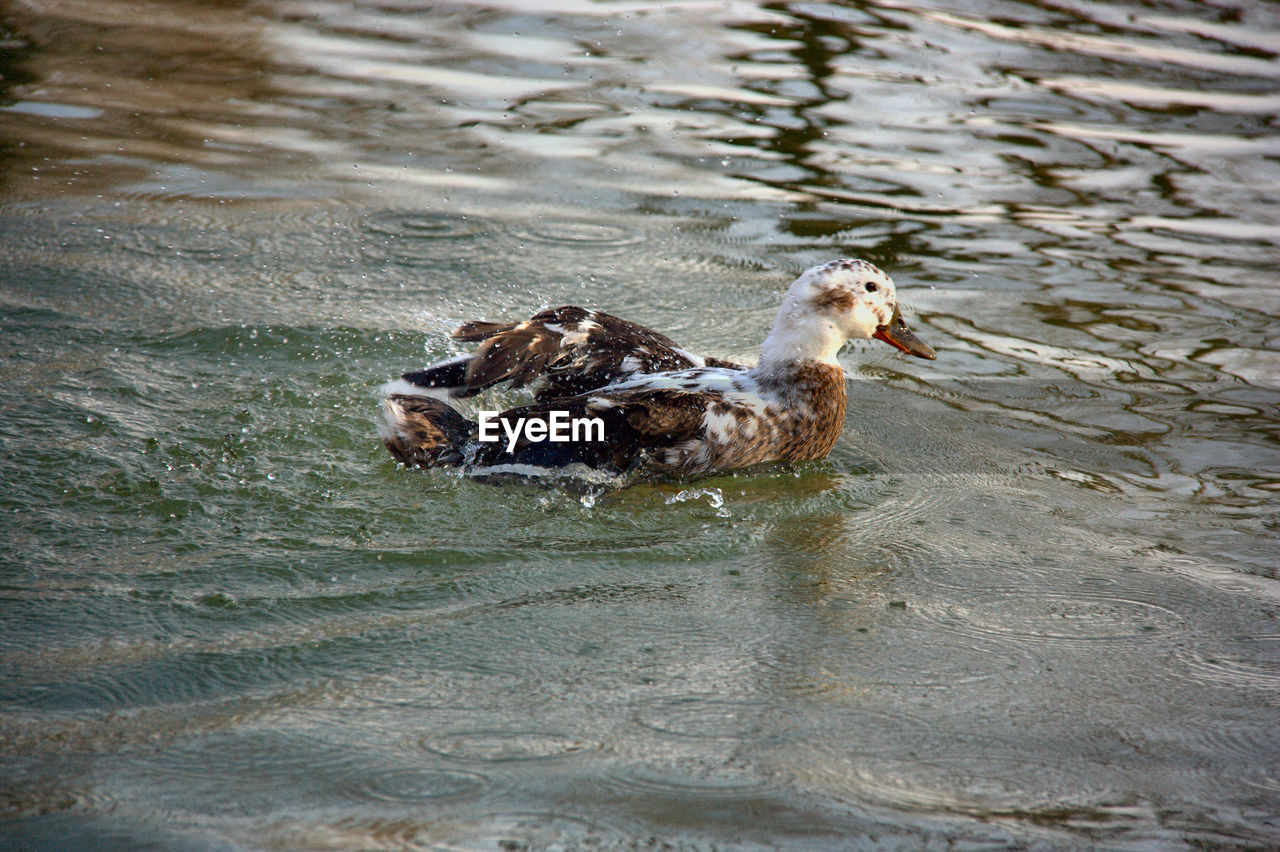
[452,320,517,342]
[464,326,560,390]
[382,395,471,468]
[440,305,746,400]
[620,391,707,439]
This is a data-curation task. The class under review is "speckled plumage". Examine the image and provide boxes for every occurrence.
[380,259,935,478]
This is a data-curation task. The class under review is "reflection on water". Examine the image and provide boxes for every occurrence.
[2,0,1278,848]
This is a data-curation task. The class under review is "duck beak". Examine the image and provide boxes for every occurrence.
[873,308,936,360]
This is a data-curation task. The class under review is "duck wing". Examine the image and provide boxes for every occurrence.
[401,305,742,402]
[468,386,714,473]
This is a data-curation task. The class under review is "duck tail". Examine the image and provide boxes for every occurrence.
[380,394,473,468]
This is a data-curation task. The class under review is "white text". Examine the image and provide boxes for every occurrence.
[477,410,605,452]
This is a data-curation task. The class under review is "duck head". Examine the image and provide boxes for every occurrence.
[760,258,936,366]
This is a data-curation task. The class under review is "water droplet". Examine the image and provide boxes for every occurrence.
[665,487,730,517]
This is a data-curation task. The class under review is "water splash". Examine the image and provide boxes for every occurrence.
[664,487,731,518]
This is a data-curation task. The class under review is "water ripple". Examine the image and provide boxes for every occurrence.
[912,4,1280,80]
[4,0,1280,847]
[1172,634,1280,694]
[842,752,1117,819]
[0,777,117,823]
[416,729,597,763]
[414,812,626,852]
[924,590,1186,646]
[349,767,488,805]
[630,694,764,740]
[512,221,642,253]
[363,209,488,243]
[360,210,491,268]
[759,635,1042,692]
[606,762,777,801]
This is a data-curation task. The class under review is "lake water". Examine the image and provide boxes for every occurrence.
[2,0,1278,848]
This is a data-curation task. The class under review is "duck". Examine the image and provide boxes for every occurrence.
[379,258,936,478]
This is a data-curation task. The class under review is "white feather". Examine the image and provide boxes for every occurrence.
[380,378,452,401]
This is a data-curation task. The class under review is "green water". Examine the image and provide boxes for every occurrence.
[2,0,1278,848]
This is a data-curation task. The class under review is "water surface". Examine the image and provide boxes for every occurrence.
[2,0,1278,848]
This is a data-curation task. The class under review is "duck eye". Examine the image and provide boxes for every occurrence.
[865,282,878,293]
